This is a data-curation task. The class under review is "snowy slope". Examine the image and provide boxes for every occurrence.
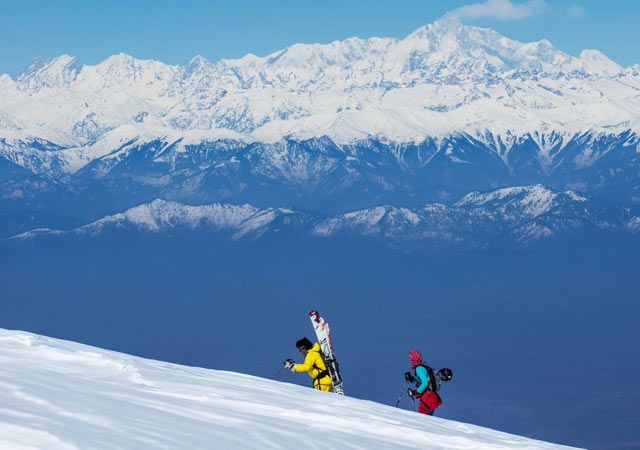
[0,328,577,449]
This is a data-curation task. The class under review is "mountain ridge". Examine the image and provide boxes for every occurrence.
[9,185,639,249]
[1,18,639,145]
[2,19,640,233]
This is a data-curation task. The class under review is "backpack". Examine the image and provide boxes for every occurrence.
[311,349,330,383]
[416,364,453,392]
[416,364,439,391]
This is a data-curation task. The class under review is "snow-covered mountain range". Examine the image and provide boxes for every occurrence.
[2,18,640,238]
[2,17,639,142]
[0,327,577,449]
[10,185,639,249]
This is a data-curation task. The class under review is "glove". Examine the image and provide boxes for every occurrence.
[404,372,415,383]
[284,359,295,371]
[407,388,419,398]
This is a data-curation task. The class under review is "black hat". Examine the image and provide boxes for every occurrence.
[296,337,313,350]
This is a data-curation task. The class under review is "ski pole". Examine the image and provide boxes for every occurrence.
[272,366,286,380]
[395,380,406,407]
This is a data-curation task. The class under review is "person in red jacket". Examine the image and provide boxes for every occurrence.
[405,349,442,416]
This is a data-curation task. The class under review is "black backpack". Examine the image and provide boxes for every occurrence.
[416,364,453,392]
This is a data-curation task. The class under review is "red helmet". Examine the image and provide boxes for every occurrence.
[409,349,423,368]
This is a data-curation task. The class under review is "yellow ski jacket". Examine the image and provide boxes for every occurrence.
[293,343,333,391]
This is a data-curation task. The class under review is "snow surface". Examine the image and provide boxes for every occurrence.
[0,328,577,449]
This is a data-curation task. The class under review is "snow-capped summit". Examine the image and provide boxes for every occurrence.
[395,17,529,78]
[264,36,394,74]
[184,54,212,77]
[10,198,314,242]
[579,49,623,76]
[0,18,636,145]
[455,184,558,211]
[393,17,625,80]
[15,54,82,91]
[76,53,180,92]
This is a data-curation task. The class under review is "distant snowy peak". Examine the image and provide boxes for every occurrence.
[6,20,631,95]
[314,205,424,239]
[87,199,259,232]
[1,18,638,145]
[16,55,82,91]
[261,35,395,73]
[579,49,622,76]
[10,19,627,91]
[455,184,562,213]
[13,53,180,93]
[18,199,310,241]
[315,184,640,246]
[398,19,557,77]
[84,53,179,88]
[458,184,589,206]
[11,186,640,248]
[398,18,628,79]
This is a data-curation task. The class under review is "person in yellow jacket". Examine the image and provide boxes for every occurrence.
[284,337,333,392]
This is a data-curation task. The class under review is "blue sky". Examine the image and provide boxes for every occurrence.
[0,0,638,76]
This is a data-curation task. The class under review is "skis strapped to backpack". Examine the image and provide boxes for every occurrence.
[309,309,344,395]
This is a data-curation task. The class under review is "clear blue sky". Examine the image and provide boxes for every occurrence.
[0,0,638,76]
